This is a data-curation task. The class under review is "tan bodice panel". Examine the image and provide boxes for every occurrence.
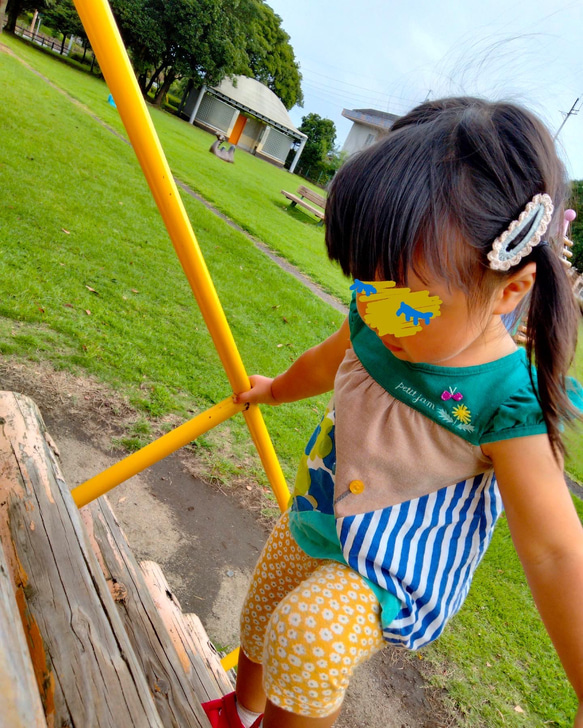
[333,349,493,517]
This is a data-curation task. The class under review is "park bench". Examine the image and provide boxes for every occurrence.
[281,184,326,223]
[0,391,232,727]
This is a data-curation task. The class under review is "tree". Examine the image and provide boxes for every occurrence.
[42,0,85,53]
[109,0,163,81]
[4,0,50,33]
[238,0,302,110]
[110,0,246,106]
[298,113,337,172]
[570,180,583,272]
[109,0,302,110]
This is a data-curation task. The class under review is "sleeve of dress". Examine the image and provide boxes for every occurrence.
[480,383,547,445]
[480,376,583,445]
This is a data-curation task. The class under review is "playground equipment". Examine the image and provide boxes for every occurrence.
[0,0,292,725]
[66,0,289,515]
[210,133,236,163]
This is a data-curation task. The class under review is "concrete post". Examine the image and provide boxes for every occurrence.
[289,136,307,174]
[188,85,206,125]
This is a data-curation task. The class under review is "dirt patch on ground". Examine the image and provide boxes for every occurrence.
[0,357,458,727]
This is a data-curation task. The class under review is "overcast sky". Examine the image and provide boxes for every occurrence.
[267,0,583,180]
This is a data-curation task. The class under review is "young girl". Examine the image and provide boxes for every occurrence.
[203,97,583,728]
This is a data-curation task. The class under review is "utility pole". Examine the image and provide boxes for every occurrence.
[554,97,582,140]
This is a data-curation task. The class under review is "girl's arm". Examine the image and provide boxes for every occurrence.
[483,435,583,724]
[234,317,351,405]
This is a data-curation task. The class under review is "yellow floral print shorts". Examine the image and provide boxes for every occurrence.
[239,511,385,718]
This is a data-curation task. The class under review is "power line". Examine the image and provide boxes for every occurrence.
[301,79,414,115]
[301,67,419,108]
[302,81,406,111]
[301,65,419,107]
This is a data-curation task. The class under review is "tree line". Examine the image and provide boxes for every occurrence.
[3,0,304,109]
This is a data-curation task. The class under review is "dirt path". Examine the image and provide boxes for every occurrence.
[0,359,456,727]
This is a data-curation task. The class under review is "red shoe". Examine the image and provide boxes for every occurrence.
[202,691,263,728]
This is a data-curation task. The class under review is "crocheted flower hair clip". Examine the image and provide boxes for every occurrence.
[487,193,554,271]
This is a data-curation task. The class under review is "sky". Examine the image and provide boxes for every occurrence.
[267,0,583,179]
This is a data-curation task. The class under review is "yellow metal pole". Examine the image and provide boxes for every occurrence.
[72,397,244,508]
[243,406,290,512]
[220,646,240,672]
[71,0,289,509]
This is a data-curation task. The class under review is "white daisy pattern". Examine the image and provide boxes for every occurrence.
[240,512,385,718]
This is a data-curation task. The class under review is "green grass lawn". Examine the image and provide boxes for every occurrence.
[1,36,583,727]
[423,498,583,727]
[0,42,345,485]
[0,34,349,304]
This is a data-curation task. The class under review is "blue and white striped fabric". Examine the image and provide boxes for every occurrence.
[336,472,503,650]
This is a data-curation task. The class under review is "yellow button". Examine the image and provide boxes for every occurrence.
[349,479,365,494]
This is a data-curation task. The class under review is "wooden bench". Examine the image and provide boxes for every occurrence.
[0,391,233,727]
[281,184,326,223]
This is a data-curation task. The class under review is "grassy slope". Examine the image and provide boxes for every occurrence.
[1,34,350,303]
[0,44,344,483]
[1,37,583,726]
[424,498,583,727]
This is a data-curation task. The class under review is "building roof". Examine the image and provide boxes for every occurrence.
[342,108,400,131]
[209,76,306,140]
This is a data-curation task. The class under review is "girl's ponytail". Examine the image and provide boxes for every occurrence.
[526,243,580,457]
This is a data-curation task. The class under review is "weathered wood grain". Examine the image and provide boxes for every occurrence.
[0,391,164,727]
[0,538,47,728]
[141,561,234,701]
[184,613,235,696]
[81,497,211,727]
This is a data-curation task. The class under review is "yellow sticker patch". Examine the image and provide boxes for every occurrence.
[358,280,442,338]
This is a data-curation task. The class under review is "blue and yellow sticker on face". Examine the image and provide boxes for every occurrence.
[351,279,442,338]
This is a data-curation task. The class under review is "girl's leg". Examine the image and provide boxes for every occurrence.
[260,561,386,726]
[263,700,341,728]
[235,649,265,714]
[237,511,326,713]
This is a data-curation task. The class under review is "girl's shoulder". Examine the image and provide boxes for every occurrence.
[348,291,582,446]
[481,374,583,443]
[479,359,547,444]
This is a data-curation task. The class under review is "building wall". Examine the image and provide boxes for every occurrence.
[195,94,239,136]
[237,116,264,152]
[342,123,380,156]
[182,88,297,165]
[257,127,293,165]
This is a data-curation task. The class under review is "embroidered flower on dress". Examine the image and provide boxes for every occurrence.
[452,403,472,424]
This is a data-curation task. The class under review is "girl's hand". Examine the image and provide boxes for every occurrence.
[234,375,278,406]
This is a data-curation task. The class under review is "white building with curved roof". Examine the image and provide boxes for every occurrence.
[182,75,307,171]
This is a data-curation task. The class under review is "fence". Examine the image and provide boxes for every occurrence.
[15,24,70,55]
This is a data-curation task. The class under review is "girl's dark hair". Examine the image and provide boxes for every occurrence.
[325,97,580,457]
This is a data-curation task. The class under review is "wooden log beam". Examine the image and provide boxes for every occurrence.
[0,539,47,728]
[81,497,211,726]
[184,613,235,696]
[0,391,165,727]
[141,561,234,701]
